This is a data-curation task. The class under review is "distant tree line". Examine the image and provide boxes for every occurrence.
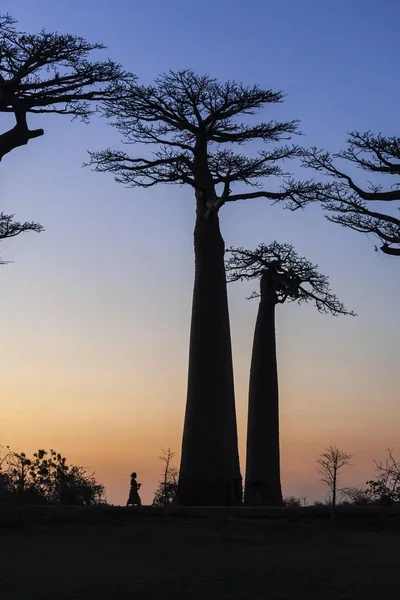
[285,447,400,511]
[1,443,398,510]
[152,446,400,512]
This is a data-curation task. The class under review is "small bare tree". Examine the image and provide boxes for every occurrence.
[316,445,353,519]
[152,448,178,507]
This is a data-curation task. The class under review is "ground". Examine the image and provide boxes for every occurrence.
[0,506,399,599]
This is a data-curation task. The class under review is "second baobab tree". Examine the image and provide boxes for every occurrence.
[89,70,322,506]
[226,242,355,506]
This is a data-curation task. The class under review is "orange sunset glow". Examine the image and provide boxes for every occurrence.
[1,0,399,511]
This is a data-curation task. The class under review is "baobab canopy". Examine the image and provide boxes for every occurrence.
[226,241,356,316]
[89,69,323,214]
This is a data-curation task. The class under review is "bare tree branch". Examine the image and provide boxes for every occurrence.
[0,12,134,161]
[226,178,326,208]
[372,449,400,497]
[0,212,43,239]
[302,132,400,256]
[0,212,43,264]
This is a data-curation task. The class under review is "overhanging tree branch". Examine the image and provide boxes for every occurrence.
[0,212,43,239]
[302,132,400,256]
[0,12,134,161]
[0,211,43,264]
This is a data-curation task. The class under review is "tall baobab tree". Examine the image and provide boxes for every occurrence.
[88,70,322,506]
[0,12,132,163]
[302,131,400,256]
[226,242,355,506]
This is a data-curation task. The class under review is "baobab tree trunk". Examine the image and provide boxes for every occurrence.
[244,270,283,506]
[177,202,242,506]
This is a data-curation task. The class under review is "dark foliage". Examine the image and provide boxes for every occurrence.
[0,447,105,506]
[340,487,372,506]
[366,450,400,505]
[283,496,302,507]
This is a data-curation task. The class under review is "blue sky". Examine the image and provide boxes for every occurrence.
[1,0,399,504]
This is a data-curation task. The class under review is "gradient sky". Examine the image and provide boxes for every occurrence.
[1,0,399,505]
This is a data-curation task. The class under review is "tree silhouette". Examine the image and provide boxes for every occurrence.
[152,448,178,507]
[366,449,400,505]
[226,242,355,506]
[316,445,353,519]
[303,131,400,256]
[88,70,322,506]
[0,12,132,162]
[0,212,43,264]
[0,446,105,505]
